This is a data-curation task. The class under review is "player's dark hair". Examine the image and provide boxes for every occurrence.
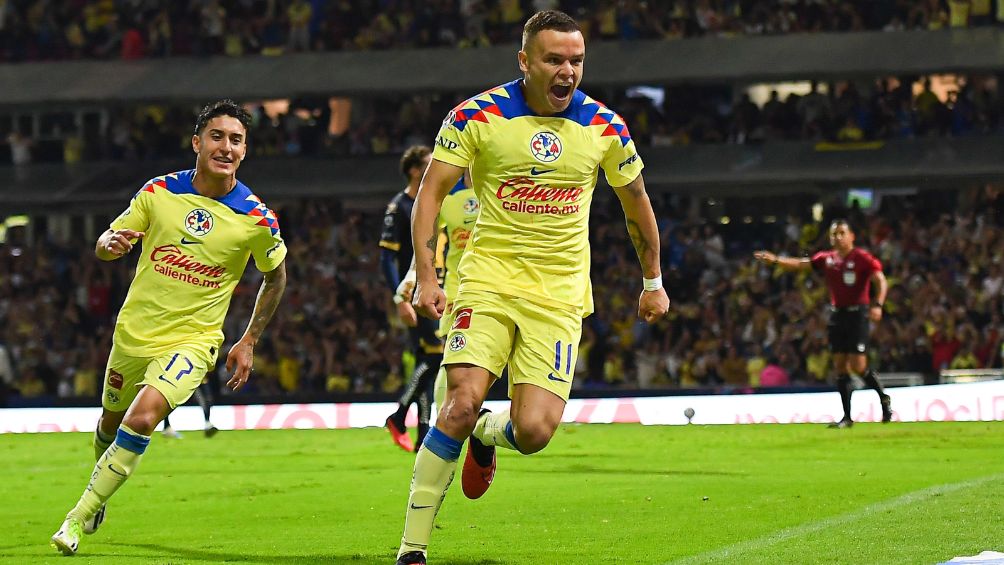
[830,218,853,232]
[522,10,580,50]
[194,99,252,136]
[400,145,431,179]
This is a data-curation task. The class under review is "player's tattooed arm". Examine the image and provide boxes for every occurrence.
[227,260,286,391]
[424,220,438,270]
[246,261,287,342]
[626,218,649,259]
[412,159,464,284]
[411,158,464,318]
[614,175,661,279]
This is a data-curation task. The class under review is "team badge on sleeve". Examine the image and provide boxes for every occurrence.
[186,209,214,236]
[530,132,562,163]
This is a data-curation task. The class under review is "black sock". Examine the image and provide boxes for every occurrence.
[836,374,853,421]
[195,386,212,423]
[862,368,887,399]
[390,403,408,426]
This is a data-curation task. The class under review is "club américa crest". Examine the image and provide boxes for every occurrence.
[186,208,214,236]
[530,131,562,163]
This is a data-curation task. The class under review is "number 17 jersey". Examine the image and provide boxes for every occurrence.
[109,170,287,360]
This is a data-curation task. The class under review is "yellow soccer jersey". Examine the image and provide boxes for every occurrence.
[439,183,479,303]
[109,169,287,359]
[433,79,644,316]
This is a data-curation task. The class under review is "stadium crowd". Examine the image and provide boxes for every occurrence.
[0,0,1001,63]
[2,185,1003,405]
[4,74,1001,166]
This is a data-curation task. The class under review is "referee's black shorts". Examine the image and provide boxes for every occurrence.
[827,306,870,354]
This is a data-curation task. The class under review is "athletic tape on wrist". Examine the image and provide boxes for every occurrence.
[643,276,663,292]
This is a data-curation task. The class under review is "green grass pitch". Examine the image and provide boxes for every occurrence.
[2,422,1003,564]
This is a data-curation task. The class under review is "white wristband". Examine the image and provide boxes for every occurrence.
[392,293,405,305]
[643,275,663,292]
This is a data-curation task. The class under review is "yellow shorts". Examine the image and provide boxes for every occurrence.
[442,289,581,401]
[102,343,214,411]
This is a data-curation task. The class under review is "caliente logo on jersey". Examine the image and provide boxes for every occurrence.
[529,131,562,163]
[186,209,214,236]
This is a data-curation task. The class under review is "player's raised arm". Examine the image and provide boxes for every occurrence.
[612,173,669,324]
[95,229,145,261]
[411,158,465,319]
[226,259,287,391]
[753,250,812,271]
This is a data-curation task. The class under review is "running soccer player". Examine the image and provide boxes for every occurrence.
[381,146,445,452]
[754,219,891,428]
[50,100,287,556]
[395,10,669,564]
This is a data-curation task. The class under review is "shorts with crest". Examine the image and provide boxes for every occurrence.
[442,289,581,401]
[102,342,215,411]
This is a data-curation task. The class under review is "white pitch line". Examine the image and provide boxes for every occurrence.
[663,473,1004,565]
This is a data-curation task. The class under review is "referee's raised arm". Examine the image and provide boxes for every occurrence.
[753,250,812,271]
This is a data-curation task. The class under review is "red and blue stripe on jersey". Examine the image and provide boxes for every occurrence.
[137,170,280,236]
[447,79,633,147]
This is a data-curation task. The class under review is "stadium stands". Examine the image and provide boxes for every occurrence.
[1,0,1000,63]
[2,186,1002,405]
[2,73,999,166]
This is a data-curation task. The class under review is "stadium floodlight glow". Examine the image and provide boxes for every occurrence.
[719,216,730,225]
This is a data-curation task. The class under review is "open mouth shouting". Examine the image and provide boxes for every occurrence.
[548,83,573,107]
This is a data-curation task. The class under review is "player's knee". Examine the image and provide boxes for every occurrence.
[440,390,482,435]
[514,420,557,454]
[122,412,160,437]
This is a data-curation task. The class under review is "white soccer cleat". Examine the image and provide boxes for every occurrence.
[82,504,106,535]
[50,518,83,556]
[162,426,182,439]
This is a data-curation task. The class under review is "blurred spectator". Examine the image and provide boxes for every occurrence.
[7,131,32,166]
[759,358,790,387]
[287,0,312,52]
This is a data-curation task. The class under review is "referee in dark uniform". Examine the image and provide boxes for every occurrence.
[755,219,891,428]
[379,145,444,451]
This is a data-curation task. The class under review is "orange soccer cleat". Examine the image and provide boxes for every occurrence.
[386,416,415,452]
[461,410,496,499]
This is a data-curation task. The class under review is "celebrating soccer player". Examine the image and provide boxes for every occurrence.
[754,219,891,428]
[395,10,669,564]
[50,100,287,556]
[381,146,446,452]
